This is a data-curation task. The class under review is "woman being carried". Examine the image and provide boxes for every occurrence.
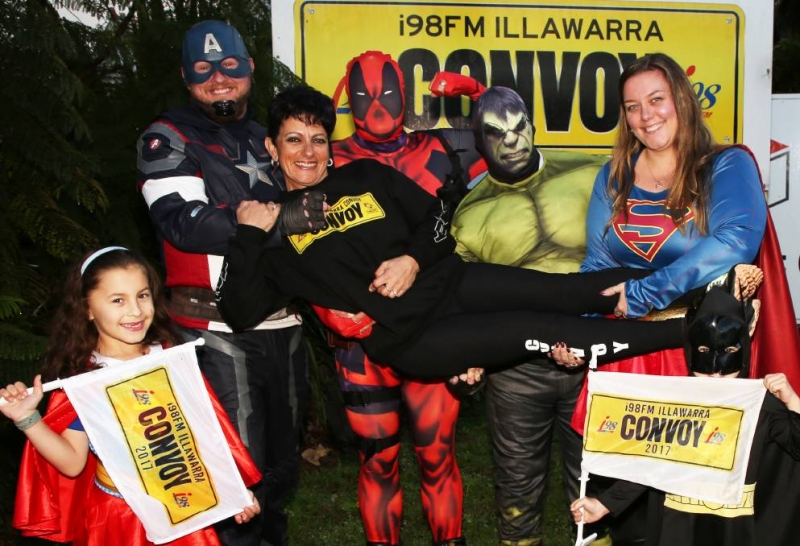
[216,85,713,379]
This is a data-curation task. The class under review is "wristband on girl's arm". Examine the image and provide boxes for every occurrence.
[15,410,42,431]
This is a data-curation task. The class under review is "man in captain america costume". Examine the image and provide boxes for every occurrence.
[136,20,309,546]
[312,50,487,546]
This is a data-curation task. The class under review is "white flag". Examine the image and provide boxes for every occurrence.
[60,342,251,544]
[582,371,765,505]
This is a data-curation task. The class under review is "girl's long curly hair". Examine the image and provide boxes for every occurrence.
[607,53,717,235]
[41,248,181,381]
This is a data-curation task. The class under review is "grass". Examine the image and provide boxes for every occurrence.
[0,396,579,546]
[287,395,578,546]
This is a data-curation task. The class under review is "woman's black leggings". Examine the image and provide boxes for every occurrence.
[389,263,684,377]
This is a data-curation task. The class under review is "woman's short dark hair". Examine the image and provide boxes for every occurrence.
[268,84,336,140]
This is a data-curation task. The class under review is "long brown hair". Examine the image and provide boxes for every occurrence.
[608,53,716,234]
[41,248,181,381]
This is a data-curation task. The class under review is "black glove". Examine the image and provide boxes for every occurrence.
[278,190,327,235]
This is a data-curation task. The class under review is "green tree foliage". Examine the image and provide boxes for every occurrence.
[0,0,298,380]
[0,0,105,371]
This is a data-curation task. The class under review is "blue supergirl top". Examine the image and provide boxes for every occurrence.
[581,147,767,318]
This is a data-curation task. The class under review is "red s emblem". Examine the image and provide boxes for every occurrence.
[613,199,694,262]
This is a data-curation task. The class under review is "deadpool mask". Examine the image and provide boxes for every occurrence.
[345,51,405,143]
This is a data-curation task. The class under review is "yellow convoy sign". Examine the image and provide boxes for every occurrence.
[296,0,744,151]
[106,367,218,524]
[584,393,745,469]
[288,193,386,253]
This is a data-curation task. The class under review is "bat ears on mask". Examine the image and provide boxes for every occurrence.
[684,264,763,376]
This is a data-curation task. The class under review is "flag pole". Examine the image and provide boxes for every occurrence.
[574,469,597,546]
[574,355,598,546]
[0,338,206,407]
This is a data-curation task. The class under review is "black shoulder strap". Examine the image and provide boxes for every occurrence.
[430,131,469,219]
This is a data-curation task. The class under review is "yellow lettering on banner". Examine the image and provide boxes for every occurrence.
[584,394,744,470]
[297,1,744,151]
[664,483,755,517]
[288,193,386,254]
[106,367,218,524]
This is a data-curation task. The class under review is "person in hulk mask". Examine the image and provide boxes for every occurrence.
[450,85,606,546]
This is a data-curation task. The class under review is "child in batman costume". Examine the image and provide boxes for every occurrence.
[570,268,800,546]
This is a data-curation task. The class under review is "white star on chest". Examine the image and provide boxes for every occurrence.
[236,151,273,188]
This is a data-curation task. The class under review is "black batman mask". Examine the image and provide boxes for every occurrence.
[685,288,754,376]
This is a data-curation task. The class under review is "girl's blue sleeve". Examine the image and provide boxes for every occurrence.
[580,162,622,273]
[624,147,767,317]
[67,416,84,431]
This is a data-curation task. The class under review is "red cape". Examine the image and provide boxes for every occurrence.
[738,144,800,386]
[749,212,800,386]
[13,380,261,542]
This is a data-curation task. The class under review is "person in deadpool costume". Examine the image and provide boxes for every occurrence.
[313,50,486,546]
[332,50,486,202]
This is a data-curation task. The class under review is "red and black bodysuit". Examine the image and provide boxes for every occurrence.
[323,51,486,546]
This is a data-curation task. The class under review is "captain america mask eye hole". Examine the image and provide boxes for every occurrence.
[193,57,241,77]
[189,57,249,84]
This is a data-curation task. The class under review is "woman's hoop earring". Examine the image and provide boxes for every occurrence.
[327,158,333,167]
[271,159,279,169]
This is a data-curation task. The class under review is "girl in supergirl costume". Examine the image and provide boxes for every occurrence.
[1,247,261,546]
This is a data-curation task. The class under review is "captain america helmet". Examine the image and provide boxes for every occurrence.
[182,20,251,84]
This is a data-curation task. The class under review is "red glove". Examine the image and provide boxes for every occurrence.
[429,72,486,100]
[311,304,374,339]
